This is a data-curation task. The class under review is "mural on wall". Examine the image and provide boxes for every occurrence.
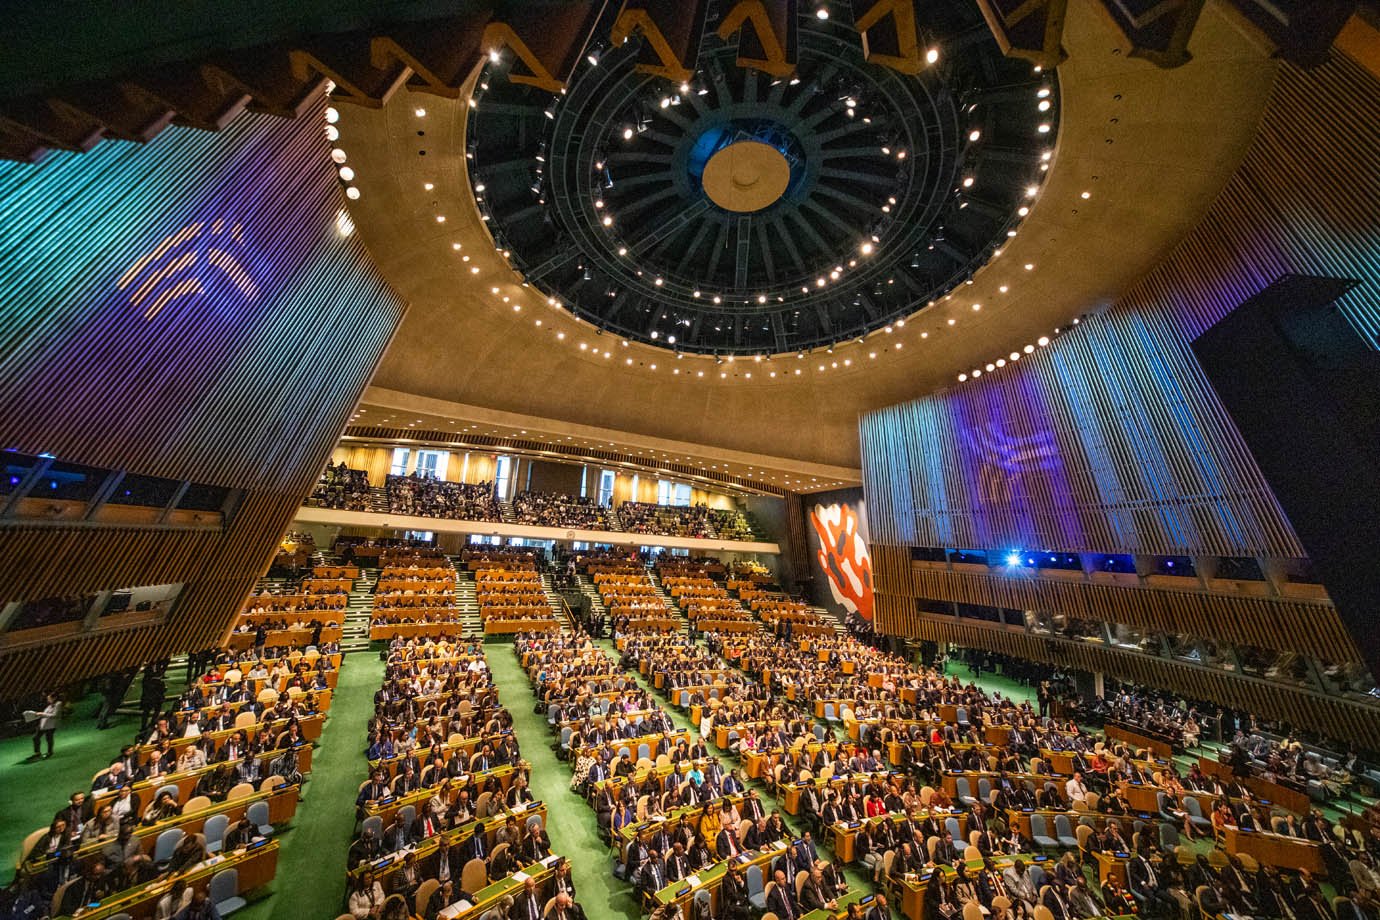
[807,489,875,621]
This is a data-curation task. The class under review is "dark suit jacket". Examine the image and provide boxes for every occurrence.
[766,885,800,919]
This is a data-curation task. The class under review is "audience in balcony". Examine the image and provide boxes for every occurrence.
[512,490,606,529]
[307,462,371,511]
[385,475,500,521]
[615,501,757,540]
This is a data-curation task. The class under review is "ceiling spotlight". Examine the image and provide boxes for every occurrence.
[338,166,355,181]
[602,215,613,226]
[926,47,940,64]
[969,129,981,142]
[474,183,486,193]
[1010,352,1020,361]
[345,187,360,200]
[414,107,427,117]
[324,107,340,124]
[860,242,873,255]
[816,7,829,19]
[1038,100,1051,112]
[623,127,634,140]
[1024,344,1035,353]
[1081,191,1091,199]
[962,176,974,188]
[958,373,968,382]
[1038,123,1051,133]
[1025,185,1039,197]
[1038,336,1050,346]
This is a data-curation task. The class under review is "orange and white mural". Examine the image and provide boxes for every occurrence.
[809,500,875,621]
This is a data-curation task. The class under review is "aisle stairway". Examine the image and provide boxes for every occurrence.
[339,568,375,653]
[575,574,607,623]
[539,573,573,634]
[449,562,485,634]
[603,507,624,531]
[499,500,517,524]
[644,567,690,632]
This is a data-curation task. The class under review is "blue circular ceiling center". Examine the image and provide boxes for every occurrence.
[686,119,808,205]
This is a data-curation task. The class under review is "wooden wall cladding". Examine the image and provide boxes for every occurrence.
[876,602,1380,749]
[863,52,1380,725]
[890,561,1358,664]
[0,99,406,698]
[859,52,1380,563]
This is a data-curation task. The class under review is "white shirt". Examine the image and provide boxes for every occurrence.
[1065,778,1087,802]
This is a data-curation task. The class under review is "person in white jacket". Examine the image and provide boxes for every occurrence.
[30,692,60,759]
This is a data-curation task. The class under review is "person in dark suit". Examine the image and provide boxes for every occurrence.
[512,876,544,920]
[716,826,743,859]
[800,866,837,912]
[423,880,454,920]
[639,847,667,898]
[766,868,800,920]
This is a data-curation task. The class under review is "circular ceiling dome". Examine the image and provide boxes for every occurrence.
[701,140,791,213]
[467,7,1057,356]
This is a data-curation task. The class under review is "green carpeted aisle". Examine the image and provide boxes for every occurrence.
[486,642,642,917]
[245,650,383,920]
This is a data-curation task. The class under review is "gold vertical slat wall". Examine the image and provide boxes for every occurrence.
[860,51,1380,742]
[862,52,1379,561]
[0,100,406,698]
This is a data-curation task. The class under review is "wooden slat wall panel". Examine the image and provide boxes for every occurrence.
[861,52,1380,733]
[891,561,1358,663]
[859,52,1380,561]
[876,608,1380,749]
[0,99,406,698]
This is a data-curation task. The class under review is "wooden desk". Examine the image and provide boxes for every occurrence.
[66,840,278,919]
[829,811,966,865]
[93,744,314,810]
[1222,826,1324,872]
[364,766,518,827]
[26,786,297,879]
[1093,850,1131,887]
[653,843,781,911]
[1199,758,1311,815]
[1107,724,1175,760]
[783,771,894,815]
[351,802,548,887]
[1118,782,1215,817]
[436,858,557,920]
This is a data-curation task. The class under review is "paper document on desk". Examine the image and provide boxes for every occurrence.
[685,874,701,887]
[512,871,531,883]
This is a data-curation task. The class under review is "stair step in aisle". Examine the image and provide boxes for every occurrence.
[540,573,573,634]
[449,558,484,635]
[645,568,691,634]
[339,567,376,653]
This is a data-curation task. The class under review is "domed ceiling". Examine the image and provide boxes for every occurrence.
[468,5,1055,355]
[337,2,1278,470]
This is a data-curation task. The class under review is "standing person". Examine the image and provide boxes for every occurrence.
[139,666,166,734]
[29,693,60,759]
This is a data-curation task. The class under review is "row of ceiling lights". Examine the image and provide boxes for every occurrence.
[348,52,1073,389]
